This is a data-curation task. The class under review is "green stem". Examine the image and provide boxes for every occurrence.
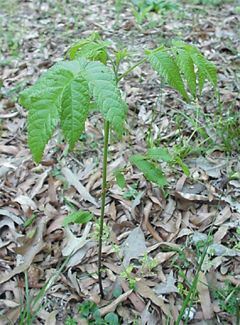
[98,120,110,298]
[117,58,146,82]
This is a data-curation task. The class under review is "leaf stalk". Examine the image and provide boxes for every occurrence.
[117,58,146,82]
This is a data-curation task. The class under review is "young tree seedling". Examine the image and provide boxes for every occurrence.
[19,32,217,298]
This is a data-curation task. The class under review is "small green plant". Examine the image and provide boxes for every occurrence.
[187,0,233,5]
[140,252,158,273]
[114,168,126,189]
[18,257,71,325]
[130,0,178,25]
[123,184,139,200]
[79,300,119,324]
[120,264,138,289]
[93,219,111,242]
[213,281,240,316]
[130,147,190,188]
[19,32,217,300]
[64,316,77,325]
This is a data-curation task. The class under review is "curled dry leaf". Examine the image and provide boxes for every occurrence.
[0,209,23,225]
[143,201,163,242]
[162,197,176,223]
[30,170,49,199]
[13,195,37,213]
[175,191,214,203]
[99,290,132,317]
[0,145,19,156]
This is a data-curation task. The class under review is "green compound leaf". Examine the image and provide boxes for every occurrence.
[146,147,172,162]
[60,76,90,149]
[19,61,85,162]
[68,32,109,64]
[130,154,167,187]
[147,48,189,102]
[173,41,217,94]
[190,52,217,93]
[175,49,197,98]
[82,60,128,136]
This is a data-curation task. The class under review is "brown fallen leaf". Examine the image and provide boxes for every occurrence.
[175,191,214,203]
[13,195,37,214]
[154,271,178,295]
[121,227,147,267]
[136,280,170,316]
[214,206,232,225]
[143,201,163,242]
[154,252,176,265]
[197,271,214,320]
[99,290,133,317]
[121,279,146,312]
[47,176,59,206]
[62,223,92,257]
[0,145,18,155]
[45,310,57,325]
[213,224,229,243]
[162,198,176,223]
[141,301,159,325]
[30,170,49,199]
[0,218,46,284]
[62,167,99,207]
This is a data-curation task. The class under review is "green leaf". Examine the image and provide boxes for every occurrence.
[147,48,189,101]
[114,169,126,189]
[174,156,190,176]
[63,210,93,227]
[82,60,128,136]
[176,49,197,98]
[146,148,172,162]
[60,76,90,149]
[104,312,119,325]
[19,60,85,162]
[130,154,167,187]
[172,41,217,95]
[68,32,109,64]
[190,52,217,91]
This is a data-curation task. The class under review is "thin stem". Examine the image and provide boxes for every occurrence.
[175,235,211,325]
[117,58,146,82]
[98,120,110,298]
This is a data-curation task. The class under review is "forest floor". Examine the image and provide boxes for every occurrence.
[0,0,240,324]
